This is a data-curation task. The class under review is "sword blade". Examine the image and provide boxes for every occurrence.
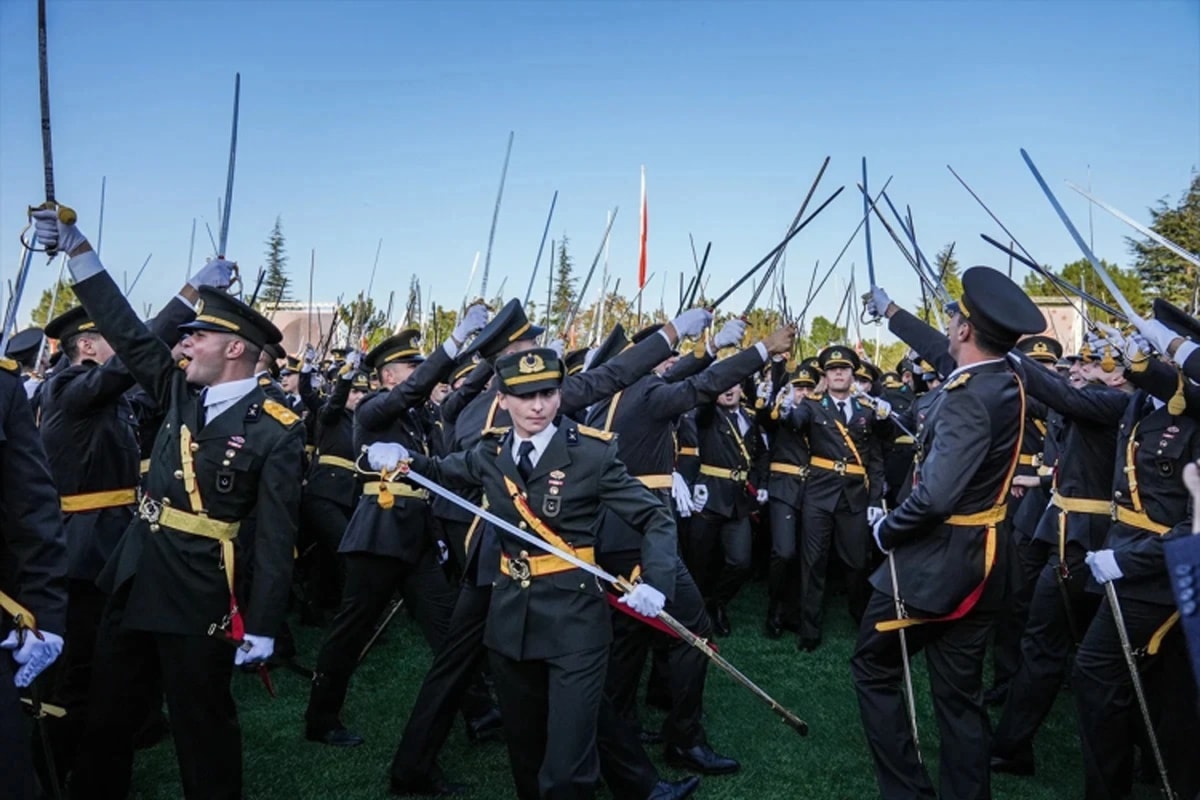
[218,73,240,257]
[38,0,55,204]
[862,157,875,288]
[1066,181,1200,269]
[524,190,558,306]
[888,552,922,763]
[481,131,515,298]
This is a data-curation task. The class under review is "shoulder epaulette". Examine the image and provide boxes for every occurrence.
[258,376,272,387]
[482,425,511,438]
[0,357,17,374]
[576,424,615,442]
[807,392,824,402]
[262,399,301,427]
[944,372,971,391]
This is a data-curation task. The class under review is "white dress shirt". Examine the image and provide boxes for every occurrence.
[201,376,259,424]
[511,423,559,468]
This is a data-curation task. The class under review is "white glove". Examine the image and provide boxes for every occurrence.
[233,633,274,666]
[671,471,695,518]
[546,338,565,358]
[367,441,409,471]
[1124,332,1152,363]
[779,388,795,413]
[755,488,768,504]
[871,516,890,554]
[452,302,490,343]
[30,208,87,257]
[872,397,892,419]
[188,257,236,290]
[346,350,363,369]
[1085,550,1123,584]
[671,308,713,341]
[691,483,709,512]
[755,378,772,402]
[1094,322,1128,354]
[583,347,598,371]
[619,583,667,618]
[1134,317,1180,355]
[865,286,892,319]
[867,506,886,525]
[1,629,65,687]
[712,318,748,350]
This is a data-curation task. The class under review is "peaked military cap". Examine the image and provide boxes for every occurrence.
[179,287,283,349]
[460,299,544,361]
[587,324,628,372]
[264,341,286,362]
[450,354,479,384]
[801,356,822,376]
[349,370,371,391]
[5,326,44,363]
[496,348,563,396]
[1018,335,1063,364]
[896,356,915,375]
[855,361,880,383]
[330,346,350,358]
[818,345,860,372]
[881,370,904,389]
[46,306,98,341]
[563,347,588,376]
[631,323,664,345]
[365,328,425,370]
[280,355,301,376]
[1153,298,1200,343]
[790,367,818,388]
[948,267,1045,347]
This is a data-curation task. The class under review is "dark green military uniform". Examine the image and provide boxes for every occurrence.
[66,272,305,800]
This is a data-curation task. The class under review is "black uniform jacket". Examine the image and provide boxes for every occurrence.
[38,296,195,581]
[409,418,677,660]
[785,394,887,513]
[694,403,768,519]
[587,345,769,550]
[304,373,357,509]
[71,271,305,637]
[0,365,68,635]
[874,360,1023,616]
[340,344,455,559]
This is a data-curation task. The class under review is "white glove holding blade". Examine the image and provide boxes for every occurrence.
[1085,550,1123,584]
[1133,316,1180,355]
[779,388,795,413]
[672,308,713,341]
[712,318,748,350]
[452,302,490,344]
[865,285,892,319]
[346,350,363,369]
[367,442,409,471]
[2,629,65,687]
[671,471,695,518]
[30,208,87,257]
[233,633,274,666]
[755,488,768,504]
[872,397,892,419]
[188,257,237,291]
[871,516,890,554]
[619,583,667,618]
[691,484,709,512]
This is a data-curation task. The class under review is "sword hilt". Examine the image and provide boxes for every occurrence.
[21,201,77,254]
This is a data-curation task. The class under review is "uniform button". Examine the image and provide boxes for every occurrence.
[225,450,236,459]
[162,498,171,506]
[1179,575,1194,588]
[1176,564,1194,576]
[1180,587,1194,602]
[518,522,527,530]
[1184,600,1197,616]
[1114,491,1122,499]
[174,470,184,479]
[190,443,200,452]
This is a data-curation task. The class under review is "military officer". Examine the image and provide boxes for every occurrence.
[371,346,677,800]
[854,268,1046,800]
[4,326,45,399]
[31,206,306,800]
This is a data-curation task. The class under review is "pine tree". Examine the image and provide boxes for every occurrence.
[551,237,576,334]
[260,217,290,308]
[30,278,77,326]
[1130,172,1200,309]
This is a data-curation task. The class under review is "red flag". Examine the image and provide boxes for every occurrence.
[638,165,648,289]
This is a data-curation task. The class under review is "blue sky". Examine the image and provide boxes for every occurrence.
[1,0,1197,335]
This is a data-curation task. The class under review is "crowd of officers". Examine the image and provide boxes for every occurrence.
[1,202,1199,800]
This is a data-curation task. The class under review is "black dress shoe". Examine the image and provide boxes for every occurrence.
[389,775,467,796]
[305,725,364,747]
[665,743,741,775]
[646,775,701,799]
[711,607,731,637]
[797,636,821,652]
[989,753,1035,777]
[464,706,503,743]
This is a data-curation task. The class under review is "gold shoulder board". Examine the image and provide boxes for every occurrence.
[482,425,511,437]
[945,372,972,391]
[577,424,615,442]
[262,399,301,426]
[0,357,17,374]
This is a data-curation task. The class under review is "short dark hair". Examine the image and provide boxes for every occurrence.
[971,324,1014,358]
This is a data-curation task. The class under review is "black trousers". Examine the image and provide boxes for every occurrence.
[71,584,241,800]
[686,511,752,609]
[297,494,351,609]
[799,497,870,641]
[490,645,608,800]
[766,498,802,617]
[306,550,482,731]
[851,589,995,800]
[990,528,1048,690]
[602,552,710,749]
[391,581,659,798]
[1,656,36,800]
[1073,592,1200,800]
[993,547,1098,758]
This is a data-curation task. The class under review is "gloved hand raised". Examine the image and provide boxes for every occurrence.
[346,350,363,369]
[619,583,667,618]
[1132,316,1181,356]
[872,397,892,419]
[233,633,274,666]
[367,441,410,472]
[671,472,695,518]
[712,318,747,350]
[189,257,237,291]
[452,302,490,345]
[31,207,88,258]
[864,286,892,319]
[671,308,713,341]
[1,629,65,687]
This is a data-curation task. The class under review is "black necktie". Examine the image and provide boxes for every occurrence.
[836,401,846,422]
[517,440,535,482]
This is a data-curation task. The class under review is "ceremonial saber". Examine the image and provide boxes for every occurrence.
[1,238,37,350]
[1021,149,1140,323]
[980,235,1124,321]
[888,551,922,763]
[359,598,405,663]
[218,73,240,257]
[24,0,75,255]
[1066,181,1200,269]
[679,241,711,313]
[399,465,810,735]
[857,185,948,307]
[96,176,106,257]
[480,131,514,299]
[523,190,558,306]
[862,158,876,289]
[125,253,154,296]
[561,208,619,335]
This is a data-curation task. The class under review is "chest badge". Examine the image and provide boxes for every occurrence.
[216,468,235,494]
[542,495,561,517]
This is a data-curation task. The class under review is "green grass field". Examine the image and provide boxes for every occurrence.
[130,581,1146,799]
